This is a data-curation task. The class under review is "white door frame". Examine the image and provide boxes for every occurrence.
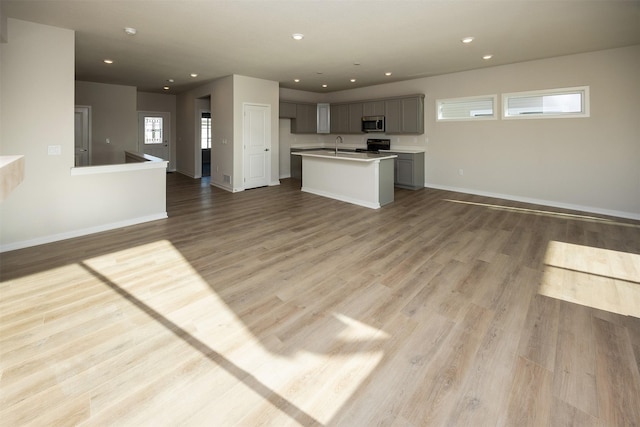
[74,105,92,167]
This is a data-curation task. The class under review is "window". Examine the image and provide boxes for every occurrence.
[144,117,163,144]
[201,112,211,149]
[503,86,589,119]
[437,95,497,121]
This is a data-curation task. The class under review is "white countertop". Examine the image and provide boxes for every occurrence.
[380,148,425,154]
[292,150,397,162]
[291,145,425,154]
[0,155,25,202]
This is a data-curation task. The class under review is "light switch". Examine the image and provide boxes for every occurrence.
[48,145,61,155]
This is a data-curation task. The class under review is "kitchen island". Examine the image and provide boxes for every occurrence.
[291,150,397,209]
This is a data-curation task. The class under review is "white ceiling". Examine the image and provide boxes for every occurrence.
[3,0,640,94]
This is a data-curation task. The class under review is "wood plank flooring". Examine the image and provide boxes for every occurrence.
[1,173,639,426]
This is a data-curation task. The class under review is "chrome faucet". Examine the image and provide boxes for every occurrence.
[335,136,343,155]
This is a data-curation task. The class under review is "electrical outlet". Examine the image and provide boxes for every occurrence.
[47,145,61,155]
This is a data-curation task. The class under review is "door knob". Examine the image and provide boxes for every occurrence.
[265,148,270,151]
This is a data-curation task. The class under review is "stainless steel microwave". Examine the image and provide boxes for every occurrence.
[362,116,385,133]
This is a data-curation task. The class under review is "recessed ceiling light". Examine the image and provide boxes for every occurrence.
[385,72,392,76]
[163,86,170,90]
[322,84,328,88]
[292,33,304,40]
[103,59,113,64]
[350,79,356,83]
[190,73,198,78]
[483,54,493,60]
[124,27,137,36]
[167,78,174,83]
[462,36,474,44]
[294,79,300,83]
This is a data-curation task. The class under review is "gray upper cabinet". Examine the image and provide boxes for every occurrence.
[282,94,425,135]
[317,103,330,134]
[348,103,363,133]
[330,103,363,134]
[385,95,425,134]
[363,100,385,116]
[291,103,317,134]
[279,102,296,119]
[384,99,402,134]
[330,104,349,134]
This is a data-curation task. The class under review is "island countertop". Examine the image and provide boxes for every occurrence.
[291,149,397,162]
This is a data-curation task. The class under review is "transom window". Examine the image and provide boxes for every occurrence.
[436,95,497,121]
[503,86,589,119]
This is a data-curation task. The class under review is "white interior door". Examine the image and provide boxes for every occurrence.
[243,103,271,189]
[74,106,90,166]
[138,112,170,161]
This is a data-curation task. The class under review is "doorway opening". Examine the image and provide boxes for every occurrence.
[74,106,91,167]
[201,111,211,177]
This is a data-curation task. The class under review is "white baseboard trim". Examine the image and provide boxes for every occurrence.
[209,181,235,193]
[424,183,640,221]
[0,213,168,253]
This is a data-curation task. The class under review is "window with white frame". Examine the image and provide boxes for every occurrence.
[436,95,497,121]
[503,86,589,119]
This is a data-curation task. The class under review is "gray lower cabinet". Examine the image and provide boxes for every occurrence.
[390,152,424,190]
[290,149,304,180]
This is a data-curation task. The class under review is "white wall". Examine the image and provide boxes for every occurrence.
[75,81,138,165]
[0,19,167,251]
[233,75,280,188]
[175,75,280,191]
[279,45,640,219]
[210,77,234,189]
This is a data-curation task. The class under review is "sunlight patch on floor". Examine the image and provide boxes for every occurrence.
[443,198,639,227]
[81,239,386,424]
[540,240,640,317]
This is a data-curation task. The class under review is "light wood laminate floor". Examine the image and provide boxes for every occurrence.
[1,174,639,426]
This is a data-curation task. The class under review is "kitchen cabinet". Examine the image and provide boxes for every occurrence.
[279,102,296,119]
[317,103,330,134]
[290,148,303,180]
[389,151,424,190]
[291,103,317,134]
[363,100,385,116]
[348,103,363,133]
[330,103,363,134]
[281,93,425,135]
[330,104,349,133]
[384,95,425,134]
